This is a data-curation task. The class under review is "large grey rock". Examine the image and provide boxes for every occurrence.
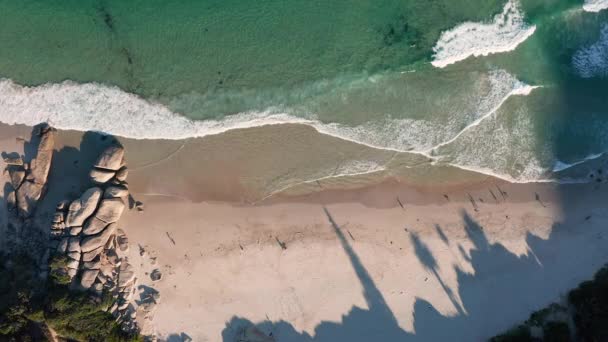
[83,217,109,236]
[67,268,78,278]
[27,127,55,185]
[104,185,129,198]
[95,198,125,223]
[65,187,102,227]
[115,166,128,181]
[94,145,124,171]
[117,232,129,252]
[6,191,16,211]
[66,258,80,270]
[67,238,81,253]
[90,168,115,184]
[150,269,162,281]
[67,251,81,261]
[52,212,64,223]
[80,223,117,252]
[29,149,53,185]
[15,181,44,217]
[118,263,135,288]
[69,226,82,236]
[3,156,23,165]
[8,168,25,189]
[99,263,114,278]
[81,246,104,262]
[80,269,100,289]
[83,259,101,270]
[57,237,69,253]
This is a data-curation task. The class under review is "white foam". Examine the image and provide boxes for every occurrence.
[552,152,604,172]
[583,0,608,12]
[0,72,544,183]
[0,79,314,140]
[572,25,608,78]
[431,0,536,68]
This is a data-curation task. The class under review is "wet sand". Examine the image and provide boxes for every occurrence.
[2,123,608,341]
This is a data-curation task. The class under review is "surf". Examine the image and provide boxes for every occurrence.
[431,0,536,68]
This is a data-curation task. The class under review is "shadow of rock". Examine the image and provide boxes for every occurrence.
[165,332,193,342]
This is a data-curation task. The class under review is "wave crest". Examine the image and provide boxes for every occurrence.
[583,0,608,12]
[431,0,536,68]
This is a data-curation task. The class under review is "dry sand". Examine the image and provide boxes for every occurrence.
[2,123,608,341]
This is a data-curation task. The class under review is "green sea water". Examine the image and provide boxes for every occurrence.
[1,0,608,182]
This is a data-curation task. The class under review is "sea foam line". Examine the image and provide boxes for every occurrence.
[0,76,584,185]
[583,0,608,12]
[427,83,541,154]
[0,78,315,140]
[431,0,536,68]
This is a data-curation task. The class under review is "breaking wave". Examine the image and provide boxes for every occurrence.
[431,0,536,68]
[0,72,545,182]
[583,0,608,12]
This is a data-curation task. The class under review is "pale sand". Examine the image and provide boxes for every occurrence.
[2,123,608,341]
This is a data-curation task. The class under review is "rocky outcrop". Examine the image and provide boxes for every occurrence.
[47,140,144,335]
[89,144,125,184]
[5,124,56,219]
[3,125,161,339]
[65,187,103,227]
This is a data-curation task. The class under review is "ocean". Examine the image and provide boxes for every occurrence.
[1,0,608,188]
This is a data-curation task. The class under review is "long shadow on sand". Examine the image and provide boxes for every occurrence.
[219,206,607,342]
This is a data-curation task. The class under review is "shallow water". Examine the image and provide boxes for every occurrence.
[1,0,608,186]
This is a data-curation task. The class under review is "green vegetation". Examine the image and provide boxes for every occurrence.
[491,265,608,341]
[0,253,140,341]
[568,266,608,341]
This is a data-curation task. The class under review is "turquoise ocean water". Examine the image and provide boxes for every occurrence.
[1,0,608,183]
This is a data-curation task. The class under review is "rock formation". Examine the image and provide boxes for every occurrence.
[48,142,143,334]
[4,124,55,220]
[4,125,158,338]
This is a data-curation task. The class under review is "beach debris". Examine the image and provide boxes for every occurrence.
[165,232,176,245]
[150,269,162,281]
[467,193,479,212]
[535,192,547,207]
[275,237,287,250]
[489,189,499,202]
[396,196,405,209]
[443,194,450,201]
[496,184,508,199]
[138,244,146,256]
[347,230,355,241]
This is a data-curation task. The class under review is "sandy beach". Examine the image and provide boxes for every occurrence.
[2,123,608,341]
